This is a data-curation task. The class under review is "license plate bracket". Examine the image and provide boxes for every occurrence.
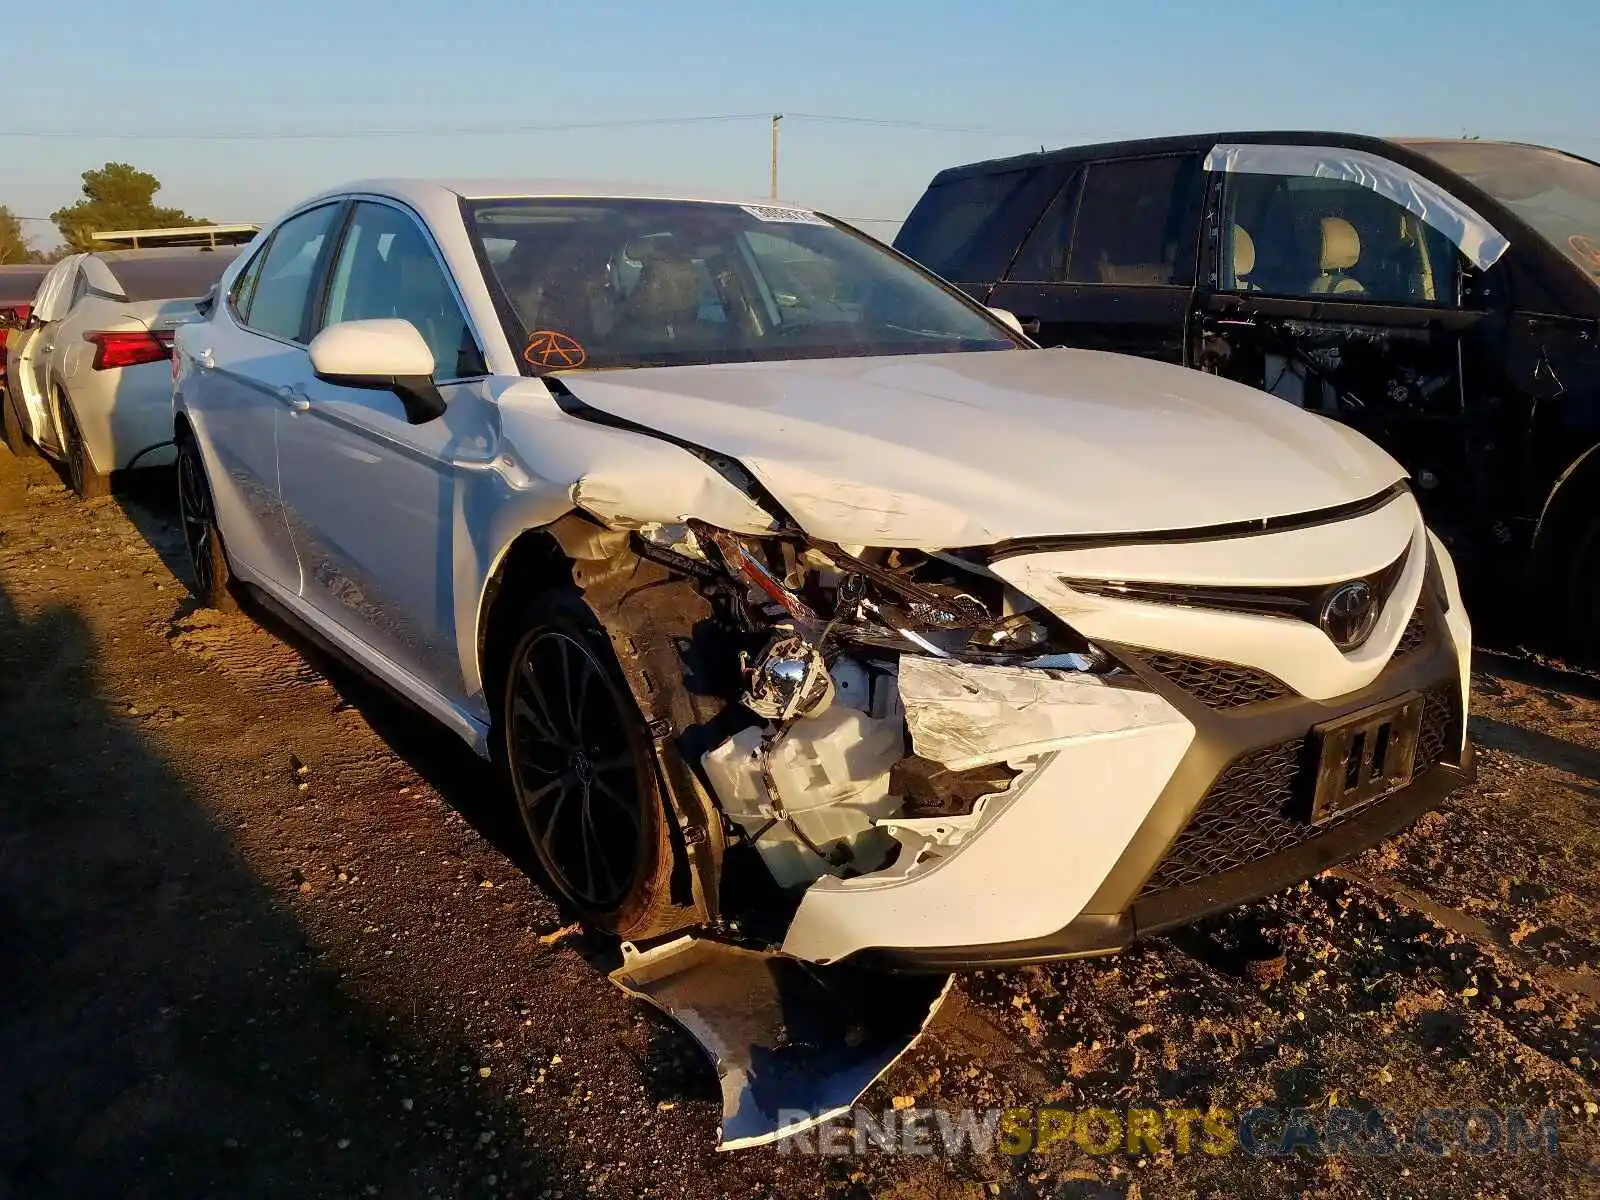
[1309,693,1425,824]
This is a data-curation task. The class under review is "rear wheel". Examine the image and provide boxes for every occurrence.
[500,592,682,940]
[1,385,37,460]
[56,393,109,499]
[176,430,238,612]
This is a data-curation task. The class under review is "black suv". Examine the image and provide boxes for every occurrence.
[895,131,1600,645]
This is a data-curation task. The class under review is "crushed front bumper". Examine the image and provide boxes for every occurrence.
[783,587,1471,970]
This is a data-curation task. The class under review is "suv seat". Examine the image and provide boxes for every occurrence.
[1310,217,1367,295]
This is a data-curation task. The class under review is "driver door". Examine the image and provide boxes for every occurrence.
[274,199,494,706]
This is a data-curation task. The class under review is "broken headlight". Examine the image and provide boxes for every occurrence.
[666,522,1110,669]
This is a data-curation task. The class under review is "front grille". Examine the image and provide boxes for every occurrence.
[1395,603,1428,658]
[1142,652,1291,709]
[1137,684,1461,898]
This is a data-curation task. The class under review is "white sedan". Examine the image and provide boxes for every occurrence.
[5,245,240,495]
[172,179,1474,973]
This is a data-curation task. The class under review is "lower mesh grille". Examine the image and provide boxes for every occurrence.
[1138,684,1461,898]
[1141,652,1291,709]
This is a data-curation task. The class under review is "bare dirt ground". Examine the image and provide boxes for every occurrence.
[2,442,1597,1200]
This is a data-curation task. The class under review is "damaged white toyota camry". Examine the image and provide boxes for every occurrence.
[173,180,1473,1136]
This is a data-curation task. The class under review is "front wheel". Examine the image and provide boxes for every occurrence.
[500,593,684,940]
[176,430,238,612]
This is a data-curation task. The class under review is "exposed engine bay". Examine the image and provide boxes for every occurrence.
[623,518,1128,903]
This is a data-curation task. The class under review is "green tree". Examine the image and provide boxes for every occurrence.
[50,162,208,251]
[0,206,33,264]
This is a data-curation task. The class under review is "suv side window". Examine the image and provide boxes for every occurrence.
[1222,173,1462,305]
[1007,170,1085,281]
[895,167,1049,285]
[1066,156,1202,286]
[322,201,485,379]
[246,204,341,343]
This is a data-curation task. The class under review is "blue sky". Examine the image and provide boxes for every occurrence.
[4,0,1597,247]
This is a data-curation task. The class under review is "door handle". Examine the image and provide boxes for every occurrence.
[276,385,311,413]
[194,348,215,369]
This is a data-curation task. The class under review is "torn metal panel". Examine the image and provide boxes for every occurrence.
[1204,143,1509,269]
[610,937,952,1150]
[897,655,1185,771]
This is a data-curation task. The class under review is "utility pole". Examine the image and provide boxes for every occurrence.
[770,113,783,199]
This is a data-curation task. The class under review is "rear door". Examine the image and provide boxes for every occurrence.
[195,202,345,591]
[275,198,493,704]
[1189,145,1500,547]
[987,153,1204,361]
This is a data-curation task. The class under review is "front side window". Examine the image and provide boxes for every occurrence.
[466,198,1017,373]
[1067,156,1201,285]
[1222,173,1462,304]
[246,204,341,342]
[323,202,483,378]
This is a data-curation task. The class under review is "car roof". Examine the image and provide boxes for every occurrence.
[922,130,1575,183]
[293,178,821,216]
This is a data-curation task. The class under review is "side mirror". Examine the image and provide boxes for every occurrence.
[987,307,1026,338]
[308,318,446,425]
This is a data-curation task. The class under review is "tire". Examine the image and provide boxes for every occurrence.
[175,429,238,612]
[498,590,682,940]
[56,393,109,499]
[1,384,38,460]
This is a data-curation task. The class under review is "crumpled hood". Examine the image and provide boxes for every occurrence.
[558,348,1406,547]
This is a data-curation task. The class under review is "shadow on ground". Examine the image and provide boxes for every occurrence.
[0,577,585,1197]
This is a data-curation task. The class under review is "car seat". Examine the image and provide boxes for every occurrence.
[1231,225,1259,291]
[1309,217,1366,295]
[610,244,703,344]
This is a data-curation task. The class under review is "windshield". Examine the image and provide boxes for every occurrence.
[464,198,1018,371]
[1413,141,1600,285]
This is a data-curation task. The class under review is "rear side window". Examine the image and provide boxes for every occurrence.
[1007,171,1085,281]
[229,243,268,319]
[1066,156,1201,286]
[245,204,341,342]
[895,168,1043,283]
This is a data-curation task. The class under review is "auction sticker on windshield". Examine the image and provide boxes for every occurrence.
[740,205,830,225]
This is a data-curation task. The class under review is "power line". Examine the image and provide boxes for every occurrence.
[0,111,1076,142]
[0,112,773,141]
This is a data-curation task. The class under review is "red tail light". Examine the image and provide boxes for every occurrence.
[84,329,175,371]
[1,303,31,326]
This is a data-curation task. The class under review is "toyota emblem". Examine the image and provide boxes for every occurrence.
[1319,580,1379,651]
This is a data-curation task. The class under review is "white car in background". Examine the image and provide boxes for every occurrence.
[171,179,1474,978]
[4,239,242,496]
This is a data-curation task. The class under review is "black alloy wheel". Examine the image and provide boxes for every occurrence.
[57,396,107,498]
[176,432,236,610]
[507,628,654,915]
